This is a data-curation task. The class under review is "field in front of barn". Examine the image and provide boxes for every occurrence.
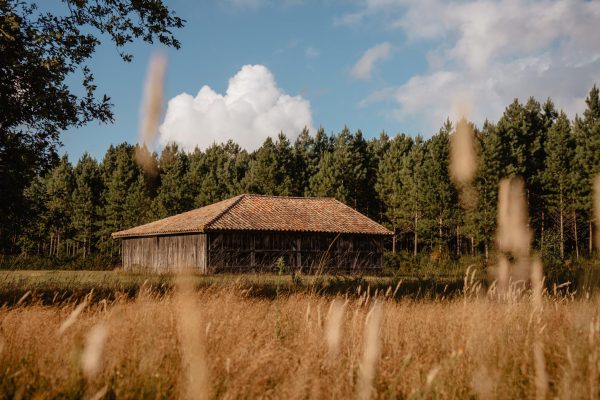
[0,269,472,306]
[1,277,600,399]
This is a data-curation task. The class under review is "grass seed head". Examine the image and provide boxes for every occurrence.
[135,52,166,175]
[325,299,346,358]
[81,323,108,379]
[58,300,88,335]
[497,177,532,258]
[357,302,383,400]
[450,117,477,185]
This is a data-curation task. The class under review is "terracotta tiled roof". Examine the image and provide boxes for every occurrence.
[112,194,392,238]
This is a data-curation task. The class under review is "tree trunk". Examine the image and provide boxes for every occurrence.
[574,209,579,261]
[559,189,564,259]
[439,217,443,254]
[470,236,475,256]
[540,210,545,249]
[484,241,489,261]
[392,229,396,254]
[414,212,418,257]
[590,221,593,257]
[456,225,460,257]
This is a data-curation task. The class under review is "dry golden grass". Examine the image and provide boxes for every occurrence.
[1,286,599,399]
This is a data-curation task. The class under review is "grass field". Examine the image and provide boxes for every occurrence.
[0,269,599,398]
[0,277,598,399]
[0,270,469,306]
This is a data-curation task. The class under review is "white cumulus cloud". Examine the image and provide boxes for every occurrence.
[159,65,314,151]
[351,42,394,80]
[341,0,600,133]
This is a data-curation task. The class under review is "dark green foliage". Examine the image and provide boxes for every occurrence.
[307,127,372,214]
[420,121,459,252]
[5,85,600,271]
[572,86,600,256]
[72,153,102,258]
[151,144,191,219]
[375,133,413,229]
[0,0,185,251]
[243,134,298,196]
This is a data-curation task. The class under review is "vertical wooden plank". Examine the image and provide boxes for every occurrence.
[250,234,255,268]
[198,234,207,274]
[296,237,301,269]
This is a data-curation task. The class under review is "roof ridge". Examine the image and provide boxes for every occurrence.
[241,193,336,200]
[202,194,246,229]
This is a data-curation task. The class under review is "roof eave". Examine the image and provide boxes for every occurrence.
[112,227,392,238]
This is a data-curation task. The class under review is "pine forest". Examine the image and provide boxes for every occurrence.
[4,86,600,272]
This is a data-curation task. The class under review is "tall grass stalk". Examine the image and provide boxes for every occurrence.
[357,302,382,400]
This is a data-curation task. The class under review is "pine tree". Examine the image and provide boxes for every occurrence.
[273,133,297,195]
[375,133,413,250]
[243,136,282,195]
[366,131,390,220]
[98,143,138,256]
[152,143,191,219]
[44,155,75,257]
[346,129,371,212]
[293,127,317,195]
[495,98,547,244]
[72,153,102,258]
[542,111,575,258]
[20,175,50,256]
[471,121,505,259]
[306,127,370,211]
[398,136,426,256]
[421,121,459,255]
[572,85,600,256]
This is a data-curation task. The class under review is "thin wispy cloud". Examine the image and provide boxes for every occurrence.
[159,65,314,151]
[305,46,320,58]
[341,0,600,133]
[221,0,267,10]
[351,42,394,81]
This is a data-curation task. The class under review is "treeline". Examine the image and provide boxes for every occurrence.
[6,86,600,265]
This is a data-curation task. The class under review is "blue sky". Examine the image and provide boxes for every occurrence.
[61,0,600,161]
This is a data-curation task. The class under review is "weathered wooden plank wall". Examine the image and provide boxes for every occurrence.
[207,231,384,273]
[122,233,207,273]
[121,231,384,274]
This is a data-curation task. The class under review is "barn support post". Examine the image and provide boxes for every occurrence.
[296,237,301,271]
[250,234,255,268]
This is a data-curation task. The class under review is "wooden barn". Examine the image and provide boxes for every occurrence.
[111,194,392,274]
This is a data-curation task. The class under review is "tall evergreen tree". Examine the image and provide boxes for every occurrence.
[44,155,75,257]
[572,85,600,256]
[398,136,426,256]
[243,135,294,196]
[307,127,371,212]
[366,131,390,220]
[187,141,247,207]
[375,133,413,247]
[542,111,575,258]
[471,121,504,259]
[152,143,191,219]
[98,143,138,255]
[72,153,102,258]
[307,152,338,198]
[293,127,318,195]
[421,121,459,254]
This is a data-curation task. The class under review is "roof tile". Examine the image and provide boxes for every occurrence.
[112,194,392,238]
